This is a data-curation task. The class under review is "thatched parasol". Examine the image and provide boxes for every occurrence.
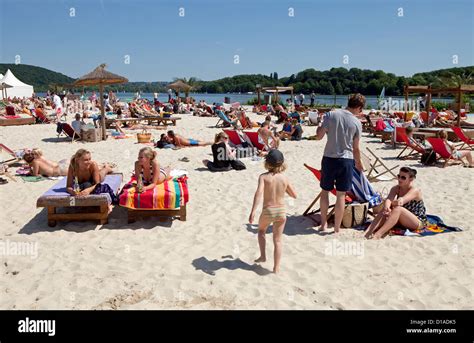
[168,80,192,97]
[74,64,128,140]
[0,82,13,100]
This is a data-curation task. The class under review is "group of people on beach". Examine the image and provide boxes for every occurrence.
[10,90,474,274]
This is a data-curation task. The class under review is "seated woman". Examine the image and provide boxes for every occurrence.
[278,118,293,140]
[167,130,212,148]
[405,126,430,150]
[202,132,246,171]
[66,149,114,197]
[364,167,427,239]
[134,147,172,193]
[438,130,474,167]
[23,148,69,177]
[290,118,303,141]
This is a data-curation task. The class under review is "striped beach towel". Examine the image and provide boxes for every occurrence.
[119,176,189,210]
[351,168,382,208]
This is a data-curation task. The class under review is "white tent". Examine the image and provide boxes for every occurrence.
[0,69,34,99]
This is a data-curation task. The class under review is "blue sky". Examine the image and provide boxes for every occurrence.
[0,0,472,81]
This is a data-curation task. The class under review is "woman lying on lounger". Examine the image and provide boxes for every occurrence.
[23,148,70,177]
[167,130,212,148]
[66,149,115,196]
[134,147,172,193]
[364,167,427,239]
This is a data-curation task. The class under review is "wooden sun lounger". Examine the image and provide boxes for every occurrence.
[127,205,187,223]
[0,116,35,126]
[143,116,181,126]
[36,173,123,227]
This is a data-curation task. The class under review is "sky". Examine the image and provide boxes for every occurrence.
[0,0,473,81]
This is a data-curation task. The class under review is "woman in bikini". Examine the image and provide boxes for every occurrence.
[438,130,474,167]
[66,149,114,196]
[364,167,427,239]
[134,147,172,193]
[23,148,70,177]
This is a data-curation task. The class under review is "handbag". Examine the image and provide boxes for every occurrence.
[342,202,369,228]
[137,129,152,143]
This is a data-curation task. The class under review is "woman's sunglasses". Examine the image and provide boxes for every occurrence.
[397,174,408,180]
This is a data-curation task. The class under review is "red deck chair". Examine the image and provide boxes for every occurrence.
[59,123,81,142]
[396,129,426,159]
[451,126,474,150]
[243,131,265,151]
[223,129,244,146]
[426,137,459,168]
[303,163,353,218]
[35,109,51,124]
[420,112,429,125]
[238,112,253,129]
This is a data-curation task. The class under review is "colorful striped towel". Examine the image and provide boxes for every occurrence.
[119,176,189,210]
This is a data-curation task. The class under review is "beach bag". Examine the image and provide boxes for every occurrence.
[342,202,368,228]
[421,149,436,166]
[137,129,152,143]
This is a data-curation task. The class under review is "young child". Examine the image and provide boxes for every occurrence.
[249,149,297,273]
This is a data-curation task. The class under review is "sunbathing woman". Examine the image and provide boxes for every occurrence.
[66,149,114,197]
[23,148,69,177]
[167,130,212,148]
[438,130,474,167]
[134,147,172,193]
[364,167,427,239]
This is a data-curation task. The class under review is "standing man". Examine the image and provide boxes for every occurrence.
[313,93,364,233]
[168,89,173,102]
[52,92,63,121]
[310,91,316,106]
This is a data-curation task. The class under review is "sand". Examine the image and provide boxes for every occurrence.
[0,110,472,309]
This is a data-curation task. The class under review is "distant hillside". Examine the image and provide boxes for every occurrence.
[0,64,75,91]
[1,63,472,95]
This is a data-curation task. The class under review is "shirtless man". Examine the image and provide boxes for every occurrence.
[258,121,280,150]
[167,130,212,148]
[23,149,69,177]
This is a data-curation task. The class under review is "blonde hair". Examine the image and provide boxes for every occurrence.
[70,149,91,174]
[264,160,286,174]
[31,148,43,158]
[139,147,157,160]
[214,132,227,144]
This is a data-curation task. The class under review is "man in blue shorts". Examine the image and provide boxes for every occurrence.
[167,130,212,148]
[314,93,364,233]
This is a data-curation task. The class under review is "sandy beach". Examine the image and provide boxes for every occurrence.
[0,110,473,310]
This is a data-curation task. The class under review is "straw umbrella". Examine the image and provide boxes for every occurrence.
[168,80,192,99]
[74,64,128,140]
[0,82,12,100]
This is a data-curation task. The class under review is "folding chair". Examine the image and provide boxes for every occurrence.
[237,112,253,129]
[426,137,462,168]
[365,147,398,182]
[223,129,244,146]
[303,163,354,218]
[396,130,426,160]
[451,126,474,150]
[242,131,265,151]
[215,110,237,128]
[58,123,81,142]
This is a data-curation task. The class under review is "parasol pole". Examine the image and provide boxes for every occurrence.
[100,83,106,140]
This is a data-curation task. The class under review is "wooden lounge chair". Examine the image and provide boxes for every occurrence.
[365,147,398,182]
[396,129,426,160]
[451,126,474,150]
[36,173,123,227]
[426,137,462,168]
[118,176,189,223]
